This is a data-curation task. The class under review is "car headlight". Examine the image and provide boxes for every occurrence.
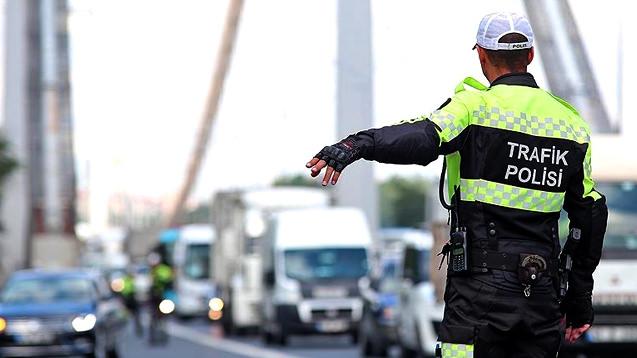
[208,297,224,312]
[159,299,175,314]
[72,314,96,332]
[0,317,6,333]
[110,278,125,293]
[382,307,395,321]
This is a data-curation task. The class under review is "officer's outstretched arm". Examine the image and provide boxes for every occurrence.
[562,142,609,330]
[306,98,470,185]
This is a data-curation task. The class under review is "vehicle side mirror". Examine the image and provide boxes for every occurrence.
[358,276,371,292]
[401,278,414,292]
[264,270,275,287]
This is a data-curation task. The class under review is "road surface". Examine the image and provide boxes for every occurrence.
[120,318,364,358]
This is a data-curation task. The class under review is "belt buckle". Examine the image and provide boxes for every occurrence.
[519,254,547,271]
[518,254,547,298]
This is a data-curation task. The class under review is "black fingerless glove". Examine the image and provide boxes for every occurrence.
[561,291,593,327]
[314,138,361,172]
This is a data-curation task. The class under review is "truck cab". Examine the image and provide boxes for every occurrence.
[261,207,371,345]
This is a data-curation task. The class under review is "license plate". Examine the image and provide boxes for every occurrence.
[15,333,55,344]
[587,326,637,342]
[317,320,348,333]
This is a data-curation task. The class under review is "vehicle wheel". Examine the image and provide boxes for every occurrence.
[275,327,289,346]
[351,328,359,345]
[360,329,373,357]
[373,342,389,357]
[87,332,108,358]
[400,344,419,358]
[221,304,235,335]
[278,334,288,346]
[106,347,119,358]
[261,329,274,345]
[361,335,387,357]
[414,322,430,358]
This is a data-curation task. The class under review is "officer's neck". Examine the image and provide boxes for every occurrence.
[486,67,528,84]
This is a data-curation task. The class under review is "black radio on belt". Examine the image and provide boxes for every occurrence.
[450,227,469,273]
[437,158,470,274]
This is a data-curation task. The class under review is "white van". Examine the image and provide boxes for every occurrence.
[211,187,330,334]
[173,224,216,318]
[261,207,372,345]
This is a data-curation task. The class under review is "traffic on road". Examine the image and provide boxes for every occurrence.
[1,184,635,357]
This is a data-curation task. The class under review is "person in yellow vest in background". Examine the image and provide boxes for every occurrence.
[149,255,173,301]
[121,267,142,337]
[306,12,608,357]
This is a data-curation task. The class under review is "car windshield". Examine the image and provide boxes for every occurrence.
[284,248,368,282]
[598,182,637,251]
[0,276,95,304]
[184,244,210,280]
[559,181,637,255]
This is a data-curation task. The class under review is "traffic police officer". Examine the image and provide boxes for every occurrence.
[306,12,608,357]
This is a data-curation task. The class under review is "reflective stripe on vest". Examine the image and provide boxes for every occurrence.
[441,342,474,358]
[471,105,589,143]
[460,178,565,213]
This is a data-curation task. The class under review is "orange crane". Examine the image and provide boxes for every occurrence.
[166,0,244,227]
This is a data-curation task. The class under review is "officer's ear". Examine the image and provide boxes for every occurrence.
[527,47,535,65]
[476,46,488,66]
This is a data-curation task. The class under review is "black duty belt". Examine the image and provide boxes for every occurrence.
[471,250,557,276]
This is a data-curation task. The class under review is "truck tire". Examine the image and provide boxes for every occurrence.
[274,324,289,346]
[261,329,274,345]
[221,301,235,335]
[278,333,288,346]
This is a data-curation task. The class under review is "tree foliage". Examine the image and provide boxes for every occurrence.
[272,174,321,188]
[379,176,427,228]
[271,174,428,229]
[0,135,17,188]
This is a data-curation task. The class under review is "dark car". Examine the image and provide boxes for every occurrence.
[0,269,128,357]
[359,256,401,357]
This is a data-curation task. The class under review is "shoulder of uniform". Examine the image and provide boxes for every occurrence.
[545,91,581,117]
[545,91,592,142]
[454,77,488,94]
[450,77,486,111]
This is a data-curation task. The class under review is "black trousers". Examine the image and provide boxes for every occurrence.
[439,270,562,358]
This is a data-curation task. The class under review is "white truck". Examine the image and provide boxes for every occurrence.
[210,187,329,334]
[560,135,637,355]
[173,224,216,319]
[260,207,372,346]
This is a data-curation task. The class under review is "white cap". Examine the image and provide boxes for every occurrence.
[475,12,534,51]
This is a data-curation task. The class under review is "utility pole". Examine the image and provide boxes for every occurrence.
[1,0,32,276]
[336,0,378,231]
[166,0,244,227]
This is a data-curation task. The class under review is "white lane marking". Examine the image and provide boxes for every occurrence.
[167,322,301,358]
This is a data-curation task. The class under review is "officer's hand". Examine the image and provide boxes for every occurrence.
[306,157,341,186]
[561,292,593,343]
[306,140,359,186]
[565,324,590,343]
